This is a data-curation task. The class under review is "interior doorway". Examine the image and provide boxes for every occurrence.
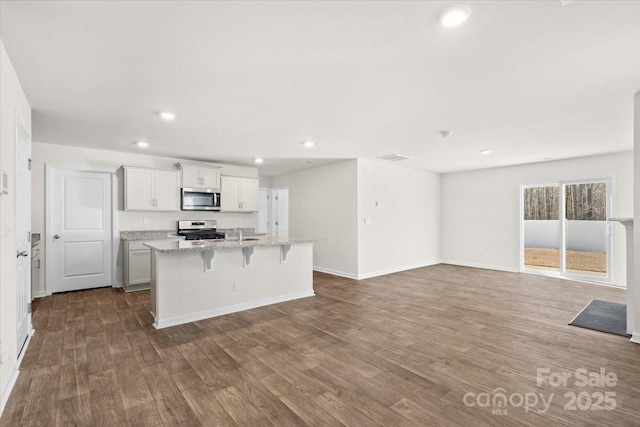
[15,121,31,356]
[257,188,289,237]
[521,179,613,284]
[270,188,289,237]
[46,167,113,293]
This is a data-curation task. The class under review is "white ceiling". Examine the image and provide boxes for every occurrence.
[1,0,639,176]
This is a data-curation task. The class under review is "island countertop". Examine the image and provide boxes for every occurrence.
[144,236,319,253]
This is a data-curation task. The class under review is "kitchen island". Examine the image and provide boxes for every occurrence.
[144,236,316,329]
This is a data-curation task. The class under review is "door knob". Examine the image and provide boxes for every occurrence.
[17,250,28,258]
[54,234,61,239]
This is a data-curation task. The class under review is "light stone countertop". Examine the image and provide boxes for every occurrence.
[144,236,319,253]
[121,229,266,241]
[120,230,183,241]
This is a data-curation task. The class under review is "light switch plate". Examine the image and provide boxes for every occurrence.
[364,217,373,225]
[1,169,8,194]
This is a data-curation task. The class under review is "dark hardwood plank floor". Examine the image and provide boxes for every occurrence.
[2,264,640,426]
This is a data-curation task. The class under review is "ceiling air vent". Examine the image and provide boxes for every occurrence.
[377,154,411,162]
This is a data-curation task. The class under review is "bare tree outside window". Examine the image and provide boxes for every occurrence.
[523,186,559,220]
[565,183,607,221]
[524,183,606,221]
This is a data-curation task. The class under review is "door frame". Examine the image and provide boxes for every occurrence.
[45,165,116,296]
[269,187,289,237]
[15,116,33,358]
[518,176,616,285]
[258,188,271,235]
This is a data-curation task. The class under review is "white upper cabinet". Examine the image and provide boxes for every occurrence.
[154,170,181,211]
[221,176,240,211]
[221,176,258,212]
[181,166,200,188]
[125,168,154,211]
[239,178,258,211]
[180,164,220,190]
[124,166,180,211]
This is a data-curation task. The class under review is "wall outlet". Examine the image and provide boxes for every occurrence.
[375,201,381,208]
[364,217,373,225]
[315,252,320,259]
[233,281,239,291]
[143,218,150,225]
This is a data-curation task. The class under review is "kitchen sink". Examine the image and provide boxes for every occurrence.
[225,237,261,242]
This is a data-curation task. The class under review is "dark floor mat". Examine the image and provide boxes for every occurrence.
[569,299,630,338]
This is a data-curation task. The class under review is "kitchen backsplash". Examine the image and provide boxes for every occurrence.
[117,210,258,231]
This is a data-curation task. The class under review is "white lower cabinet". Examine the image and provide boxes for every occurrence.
[123,239,182,291]
[128,249,151,285]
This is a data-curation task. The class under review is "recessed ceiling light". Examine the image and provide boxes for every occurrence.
[480,150,492,155]
[135,141,149,148]
[303,141,315,148]
[439,130,452,138]
[438,5,472,27]
[159,111,176,121]
[254,158,264,164]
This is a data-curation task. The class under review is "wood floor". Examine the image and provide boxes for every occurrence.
[2,264,640,426]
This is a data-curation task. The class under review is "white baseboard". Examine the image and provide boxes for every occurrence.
[33,290,46,298]
[630,332,640,344]
[313,266,359,280]
[357,260,441,280]
[0,327,35,416]
[153,290,316,329]
[0,364,19,416]
[440,260,519,273]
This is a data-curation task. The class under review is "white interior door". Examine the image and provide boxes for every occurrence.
[271,189,289,237]
[48,168,112,293]
[16,122,31,354]
[258,189,270,234]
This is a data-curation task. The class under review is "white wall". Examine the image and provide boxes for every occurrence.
[356,159,441,278]
[259,176,273,188]
[0,40,32,414]
[272,160,359,278]
[31,142,259,294]
[442,152,633,285]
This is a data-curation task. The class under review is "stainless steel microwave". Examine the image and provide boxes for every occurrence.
[181,188,221,211]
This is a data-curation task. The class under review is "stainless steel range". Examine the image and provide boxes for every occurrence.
[177,220,226,241]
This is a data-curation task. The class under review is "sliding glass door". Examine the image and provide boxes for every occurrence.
[521,179,612,284]
[523,184,561,273]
